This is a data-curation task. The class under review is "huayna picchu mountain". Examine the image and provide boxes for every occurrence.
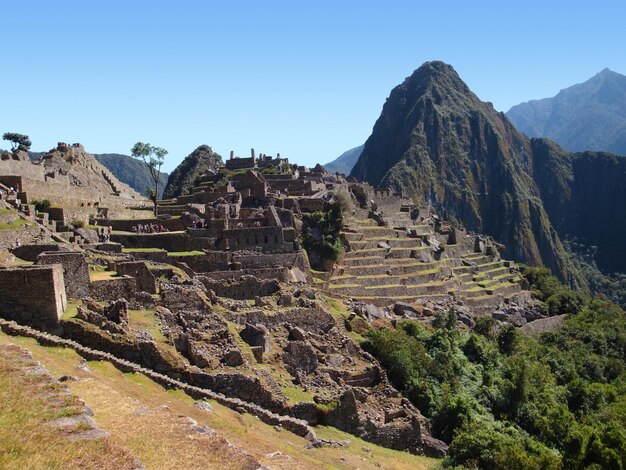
[350,61,626,284]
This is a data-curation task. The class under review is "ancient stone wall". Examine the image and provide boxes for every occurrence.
[114,261,157,294]
[200,267,289,282]
[171,251,230,272]
[296,198,325,213]
[221,226,285,251]
[11,244,65,262]
[0,265,66,328]
[111,233,196,251]
[101,217,185,232]
[89,277,137,302]
[240,308,335,335]
[0,225,49,253]
[199,275,280,299]
[233,251,309,273]
[37,252,90,298]
[225,157,255,170]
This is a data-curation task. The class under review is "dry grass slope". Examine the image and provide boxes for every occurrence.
[0,331,437,469]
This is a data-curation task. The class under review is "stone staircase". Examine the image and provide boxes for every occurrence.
[326,207,526,310]
[101,170,121,196]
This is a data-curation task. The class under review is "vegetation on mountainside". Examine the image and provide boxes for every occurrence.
[162,145,222,199]
[131,142,168,216]
[94,154,169,197]
[565,239,626,310]
[363,268,626,469]
[302,202,344,270]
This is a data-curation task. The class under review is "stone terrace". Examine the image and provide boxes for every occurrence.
[325,195,529,313]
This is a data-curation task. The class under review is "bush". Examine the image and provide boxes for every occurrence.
[69,219,85,229]
[301,202,344,269]
[31,199,51,212]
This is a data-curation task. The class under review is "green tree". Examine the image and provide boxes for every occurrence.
[131,142,167,216]
[3,132,31,151]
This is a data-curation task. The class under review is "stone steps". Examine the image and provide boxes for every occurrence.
[348,237,430,250]
[342,248,387,259]
[329,293,451,308]
[341,260,440,277]
[344,226,398,238]
[452,259,506,275]
[329,266,444,288]
[328,279,455,298]
[339,256,390,267]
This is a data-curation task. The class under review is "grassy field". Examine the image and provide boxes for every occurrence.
[0,342,136,469]
[0,218,30,230]
[0,331,438,469]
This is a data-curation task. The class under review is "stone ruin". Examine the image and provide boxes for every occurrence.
[0,146,546,458]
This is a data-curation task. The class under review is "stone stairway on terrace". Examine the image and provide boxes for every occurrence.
[326,205,528,313]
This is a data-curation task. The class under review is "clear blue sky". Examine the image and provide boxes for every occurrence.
[1,0,624,172]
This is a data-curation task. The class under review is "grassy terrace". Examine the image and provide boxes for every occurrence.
[353,267,441,279]
[122,247,166,253]
[167,250,205,257]
[0,218,30,230]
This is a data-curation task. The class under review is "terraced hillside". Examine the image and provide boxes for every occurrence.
[326,195,530,315]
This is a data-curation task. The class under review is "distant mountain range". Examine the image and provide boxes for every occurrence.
[323,145,363,174]
[350,61,626,286]
[507,68,626,156]
[94,154,169,198]
[30,151,169,197]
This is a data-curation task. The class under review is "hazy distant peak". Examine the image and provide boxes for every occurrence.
[507,68,626,155]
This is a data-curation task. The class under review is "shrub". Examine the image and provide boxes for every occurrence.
[31,199,51,212]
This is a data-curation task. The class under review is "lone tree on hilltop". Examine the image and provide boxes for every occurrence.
[3,132,32,152]
[131,142,168,216]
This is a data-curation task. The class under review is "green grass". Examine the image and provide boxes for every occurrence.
[89,270,119,281]
[122,247,167,253]
[127,309,167,343]
[167,250,205,257]
[281,385,316,404]
[61,300,82,320]
[0,218,30,230]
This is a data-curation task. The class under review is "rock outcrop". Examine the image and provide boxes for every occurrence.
[163,145,223,199]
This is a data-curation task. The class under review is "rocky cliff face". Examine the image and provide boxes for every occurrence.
[351,61,572,281]
[507,68,626,156]
[163,145,222,199]
[531,139,626,275]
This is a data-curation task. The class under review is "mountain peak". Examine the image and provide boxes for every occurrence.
[406,61,465,87]
[598,67,613,75]
[350,61,574,281]
[507,68,626,154]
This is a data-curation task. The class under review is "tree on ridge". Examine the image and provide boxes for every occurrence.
[131,142,168,216]
[3,132,32,152]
